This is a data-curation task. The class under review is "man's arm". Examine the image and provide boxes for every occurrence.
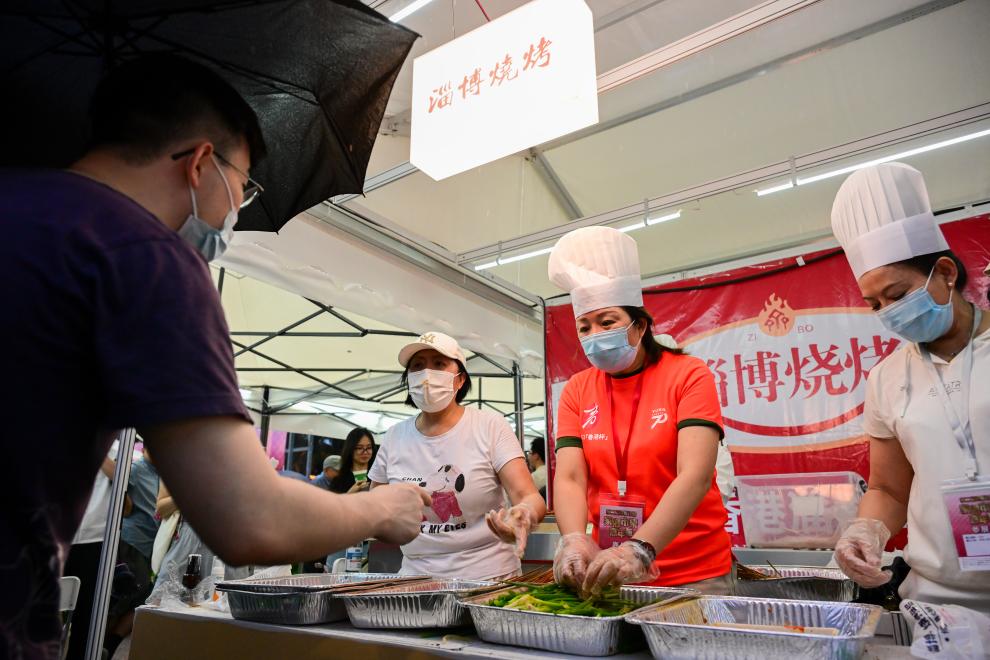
[141,416,430,566]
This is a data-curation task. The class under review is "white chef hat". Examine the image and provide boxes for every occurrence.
[548,226,643,317]
[830,162,949,280]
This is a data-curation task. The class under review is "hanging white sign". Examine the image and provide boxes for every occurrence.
[410,0,598,181]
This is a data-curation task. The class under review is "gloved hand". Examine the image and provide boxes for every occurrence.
[833,518,893,588]
[485,503,537,558]
[553,533,600,590]
[582,540,659,595]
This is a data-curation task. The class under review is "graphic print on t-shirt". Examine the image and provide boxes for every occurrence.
[418,464,468,533]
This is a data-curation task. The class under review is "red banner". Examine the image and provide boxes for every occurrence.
[545,215,990,546]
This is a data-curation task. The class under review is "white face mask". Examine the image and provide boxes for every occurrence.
[407,369,458,413]
[177,154,238,262]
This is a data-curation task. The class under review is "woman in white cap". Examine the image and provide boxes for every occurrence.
[830,162,989,612]
[368,332,546,579]
[548,226,733,596]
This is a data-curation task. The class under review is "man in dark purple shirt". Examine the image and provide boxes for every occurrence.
[0,55,429,660]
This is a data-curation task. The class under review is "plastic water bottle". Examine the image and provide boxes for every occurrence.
[344,544,363,572]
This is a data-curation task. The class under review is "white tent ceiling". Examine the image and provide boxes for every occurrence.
[217,0,990,436]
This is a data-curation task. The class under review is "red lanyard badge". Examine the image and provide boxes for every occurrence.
[604,373,643,497]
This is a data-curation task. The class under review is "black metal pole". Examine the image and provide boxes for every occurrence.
[85,428,135,660]
[259,385,271,448]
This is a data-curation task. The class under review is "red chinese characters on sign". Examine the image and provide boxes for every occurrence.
[458,67,483,99]
[488,54,518,87]
[426,37,554,113]
[523,37,552,70]
[707,335,901,408]
[428,82,453,113]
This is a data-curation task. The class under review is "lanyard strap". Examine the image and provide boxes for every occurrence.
[919,306,981,480]
[605,374,644,496]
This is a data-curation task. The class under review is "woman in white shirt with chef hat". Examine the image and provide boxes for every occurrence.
[369,331,546,579]
[829,162,990,613]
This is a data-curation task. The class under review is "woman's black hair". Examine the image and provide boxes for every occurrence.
[620,306,684,367]
[529,437,546,462]
[400,359,473,408]
[329,427,376,493]
[895,250,969,291]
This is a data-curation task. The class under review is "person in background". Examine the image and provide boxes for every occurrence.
[106,448,160,656]
[548,226,733,597]
[829,163,989,613]
[528,437,548,499]
[0,53,428,659]
[146,481,218,606]
[370,332,547,579]
[330,428,377,494]
[63,444,129,660]
[313,455,342,490]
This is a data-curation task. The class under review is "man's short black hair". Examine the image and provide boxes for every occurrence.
[89,54,266,165]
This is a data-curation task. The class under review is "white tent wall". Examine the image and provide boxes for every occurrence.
[247,409,357,439]
[216,211,544,375]
[352,141,575,254]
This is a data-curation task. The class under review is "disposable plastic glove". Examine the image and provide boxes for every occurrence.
[485,502,537,558]
[553,533,600,590]
[833,518,893,588]
[582,541,659,595]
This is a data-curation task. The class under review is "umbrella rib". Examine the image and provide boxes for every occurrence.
[136,32,318,105]
[4,17,100,73]
[321,106,363,189]
[124,1,287,22]
[114,15,173,56]
[58,0,104,50]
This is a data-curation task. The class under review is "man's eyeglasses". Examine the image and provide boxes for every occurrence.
[171,148,264,209]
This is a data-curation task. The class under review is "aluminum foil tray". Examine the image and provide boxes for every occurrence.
[627,595,882,660]
[735,566,858,602]
[216,573,424,625]
[461,585,696,657]
[216,572,409,594]
[223,587,345,625]
[340,579,498,629]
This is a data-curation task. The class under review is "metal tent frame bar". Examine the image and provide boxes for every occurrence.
[229,299,542,446]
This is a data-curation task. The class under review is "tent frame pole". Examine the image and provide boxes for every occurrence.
[84,428,136,660]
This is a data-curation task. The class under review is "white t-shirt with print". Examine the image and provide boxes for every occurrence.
[369,406,525,580]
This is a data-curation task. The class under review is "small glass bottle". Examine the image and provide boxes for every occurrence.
[182,553,203,603]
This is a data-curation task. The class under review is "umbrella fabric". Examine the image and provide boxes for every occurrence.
[0,1,417,231]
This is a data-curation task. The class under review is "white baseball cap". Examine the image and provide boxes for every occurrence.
[397,331,467,368]
[830,162,949,280]
[547,226,644,318]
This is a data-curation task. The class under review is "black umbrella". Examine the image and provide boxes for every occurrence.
[0,1,417,232]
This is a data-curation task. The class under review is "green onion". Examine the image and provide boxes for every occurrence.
[486,584,639,617]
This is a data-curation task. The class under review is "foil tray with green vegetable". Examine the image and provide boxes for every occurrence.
[486,583,643,617]
[461,583,696,656]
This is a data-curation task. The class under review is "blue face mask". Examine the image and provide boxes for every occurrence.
[875,267,954,343]
[580,325,641,373]
[177,155,238,262]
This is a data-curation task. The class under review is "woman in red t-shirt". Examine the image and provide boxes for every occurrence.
[548,226,734,596]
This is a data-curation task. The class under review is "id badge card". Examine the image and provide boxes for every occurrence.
[941,476,990,572]
[598,493,645,549]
